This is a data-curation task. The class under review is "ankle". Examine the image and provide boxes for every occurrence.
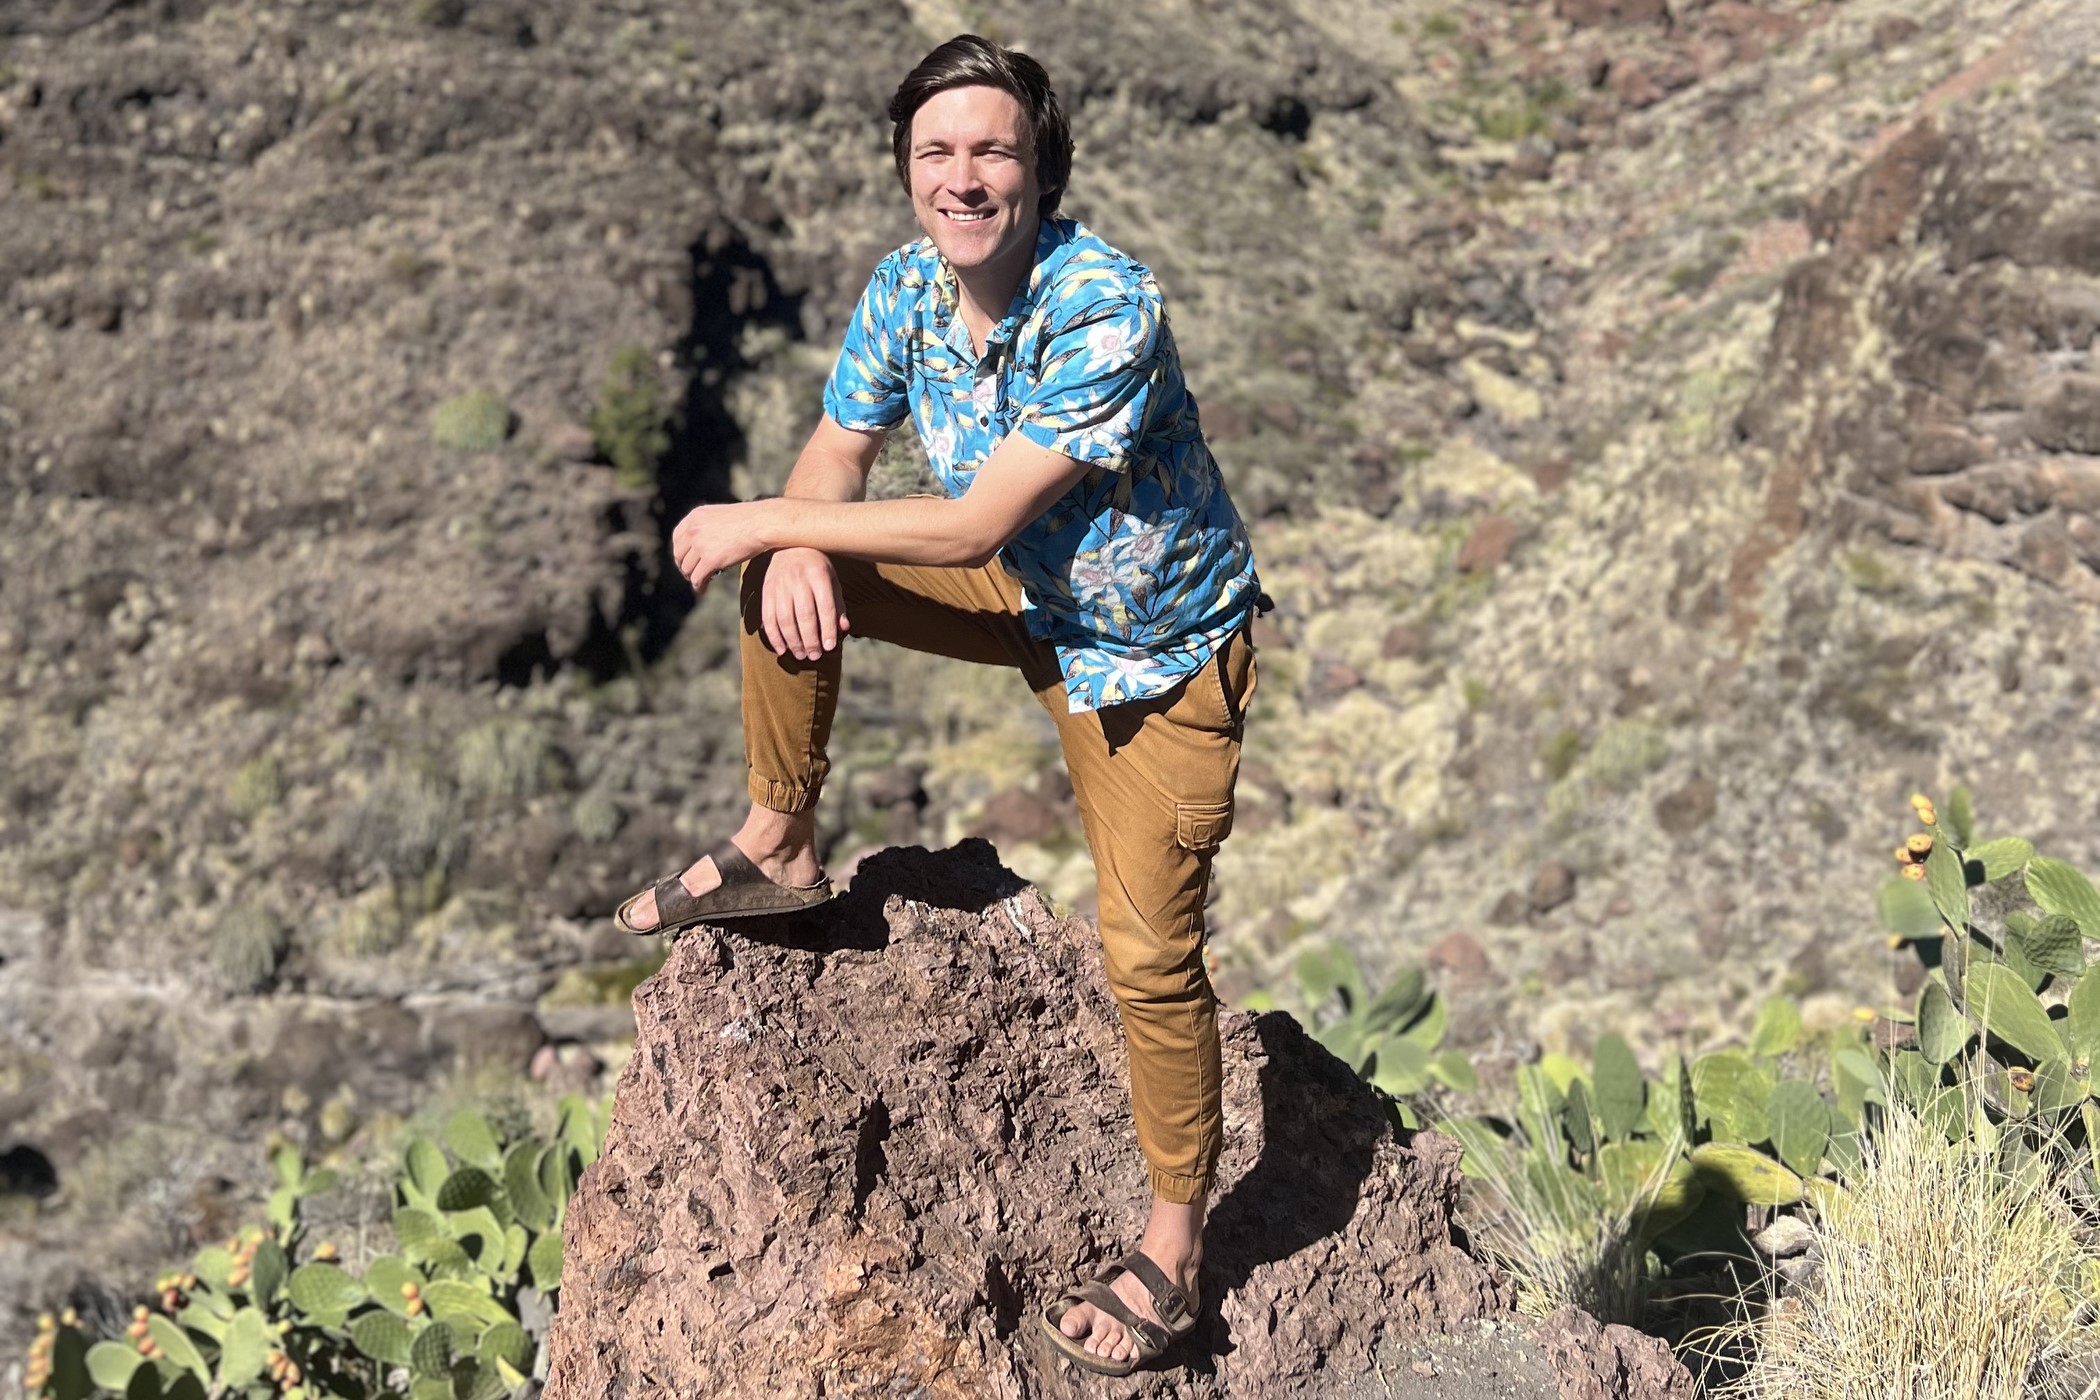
[736,805,817,860]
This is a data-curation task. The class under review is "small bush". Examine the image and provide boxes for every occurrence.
[328,884,407,959]
[432,390,513,453]
[1539,728,1583,782]
[227,755,286,820]
[456,719,561,803]
[571,792,624,844]
[1712,1100,2100,1400]
[211,902,287,993]
[333,761,464,885]
[590,344,671,490]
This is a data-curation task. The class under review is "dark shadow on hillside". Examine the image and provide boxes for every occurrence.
[584,232,808,675]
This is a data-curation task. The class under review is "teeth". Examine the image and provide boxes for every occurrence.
[946,212,991,222]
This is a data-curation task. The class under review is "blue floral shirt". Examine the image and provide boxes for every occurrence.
[822,218,1260,714]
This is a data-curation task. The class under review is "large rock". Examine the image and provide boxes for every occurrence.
[543,841,1691,1399]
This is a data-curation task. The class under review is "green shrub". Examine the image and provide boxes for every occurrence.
[227,756,286,821]
[454,719,560,804]
[211,903,287,994]
[432,391,512,454]
[1540,728,1583,782]
[333,762,464,887]
[590,344,671,491]
[328,885,408,960]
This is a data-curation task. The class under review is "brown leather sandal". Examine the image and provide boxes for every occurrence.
[613,839,833,935]
[1038,1251,1198,1377]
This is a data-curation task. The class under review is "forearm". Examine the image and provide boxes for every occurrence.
[752,495,997,569]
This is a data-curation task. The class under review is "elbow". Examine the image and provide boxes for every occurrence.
[951,513,1015,570]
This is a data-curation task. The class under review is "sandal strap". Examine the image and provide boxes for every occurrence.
[1070,1279,1169,1356]
[1112,1251,1194,1332]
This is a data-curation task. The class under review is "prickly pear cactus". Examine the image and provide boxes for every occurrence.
[22,1098,608,1400]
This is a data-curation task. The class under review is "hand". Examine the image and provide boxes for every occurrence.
[762,547,849,661]
[671,503,766,597]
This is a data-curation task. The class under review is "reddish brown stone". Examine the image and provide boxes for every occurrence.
[1382,624,1427,660]
[1529,1305,1695,1399]
[1457,515,1522,573]
[1426,931,1492,987]
[1530,862,1577,914]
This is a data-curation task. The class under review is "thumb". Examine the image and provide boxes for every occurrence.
[837,611,850,634]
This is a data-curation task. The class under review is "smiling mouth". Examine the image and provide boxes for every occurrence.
[943,210,994,224]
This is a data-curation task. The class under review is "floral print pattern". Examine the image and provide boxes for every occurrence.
[822,218,1260,713]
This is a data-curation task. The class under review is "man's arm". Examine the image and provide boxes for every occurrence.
[755,418,885,660]
[671,433,1092,596]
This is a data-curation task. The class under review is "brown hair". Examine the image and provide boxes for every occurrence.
[888,35,1073,220]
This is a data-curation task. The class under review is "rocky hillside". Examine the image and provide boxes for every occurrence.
[2,0,2098,1357]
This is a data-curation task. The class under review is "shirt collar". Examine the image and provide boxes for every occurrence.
[932,218,1076,351]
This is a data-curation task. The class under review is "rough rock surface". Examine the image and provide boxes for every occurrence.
[544,842,1689,1399]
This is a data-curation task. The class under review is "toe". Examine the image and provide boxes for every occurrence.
[622,891,659,932]
[1086,1313,1125,1359]
[1058,1302,1091,1342]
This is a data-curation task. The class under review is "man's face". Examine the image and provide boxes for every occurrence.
[906,85,1041,280]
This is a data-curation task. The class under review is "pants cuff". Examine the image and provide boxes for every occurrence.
[747,772,822,813]
[1147,1166,1212,1205]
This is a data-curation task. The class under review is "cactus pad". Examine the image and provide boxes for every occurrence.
[435,1166,498,1213]
[85,1341,145,1390]
[476,1321,535,1374]
[528,1228,563,1293]
[444,1109,505,1174]
[362,1254,421,1316]
[216,1307,270,1387]
[1963,961,2066,1063]
[287,1262,368,1318]
[1917,979,1969,1065]
[410,1320,456,1380]
[352,1311,417,1368]
[145,1315,209,1384]
[1591,1034,1644,1143]
[248,1239,287,1309]
[1688,1143,1803,1206]
[1767,1080,1831,1177]
[2027,858,2100,941]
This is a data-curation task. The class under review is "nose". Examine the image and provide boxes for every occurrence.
[945,153,986,199]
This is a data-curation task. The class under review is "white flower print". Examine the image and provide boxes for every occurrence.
[1084,314,1138,372]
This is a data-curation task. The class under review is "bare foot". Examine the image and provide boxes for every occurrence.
[621,806,823,932]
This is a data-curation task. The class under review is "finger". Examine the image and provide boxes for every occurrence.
[813,576,840,653]
[762,591,788,658]
[792,589,820,661]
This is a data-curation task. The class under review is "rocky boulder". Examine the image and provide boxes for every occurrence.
[543,841,1692,1399]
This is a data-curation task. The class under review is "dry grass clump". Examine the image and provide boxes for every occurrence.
[1455,1129,1672,1328]
[1714,1102,2100,1400]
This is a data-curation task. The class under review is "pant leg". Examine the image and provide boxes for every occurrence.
[738,552,1059,812]
[1040,629,1257,1203]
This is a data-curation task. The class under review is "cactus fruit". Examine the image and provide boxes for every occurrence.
[1901,862,1928,881]
[1907,833,1934,856]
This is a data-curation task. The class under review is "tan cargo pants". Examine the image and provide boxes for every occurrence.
[738,551,1256,1203]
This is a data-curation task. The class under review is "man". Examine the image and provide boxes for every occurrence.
[615,34,1260,1376]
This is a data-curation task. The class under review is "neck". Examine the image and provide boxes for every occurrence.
[950,219,1040,345]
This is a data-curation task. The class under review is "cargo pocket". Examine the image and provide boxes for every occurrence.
[1175,800,1234,852]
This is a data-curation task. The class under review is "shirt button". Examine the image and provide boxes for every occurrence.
[978,414,989,427]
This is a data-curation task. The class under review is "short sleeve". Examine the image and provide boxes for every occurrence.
[1015,280,1161,472]
[822,263,911,433]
